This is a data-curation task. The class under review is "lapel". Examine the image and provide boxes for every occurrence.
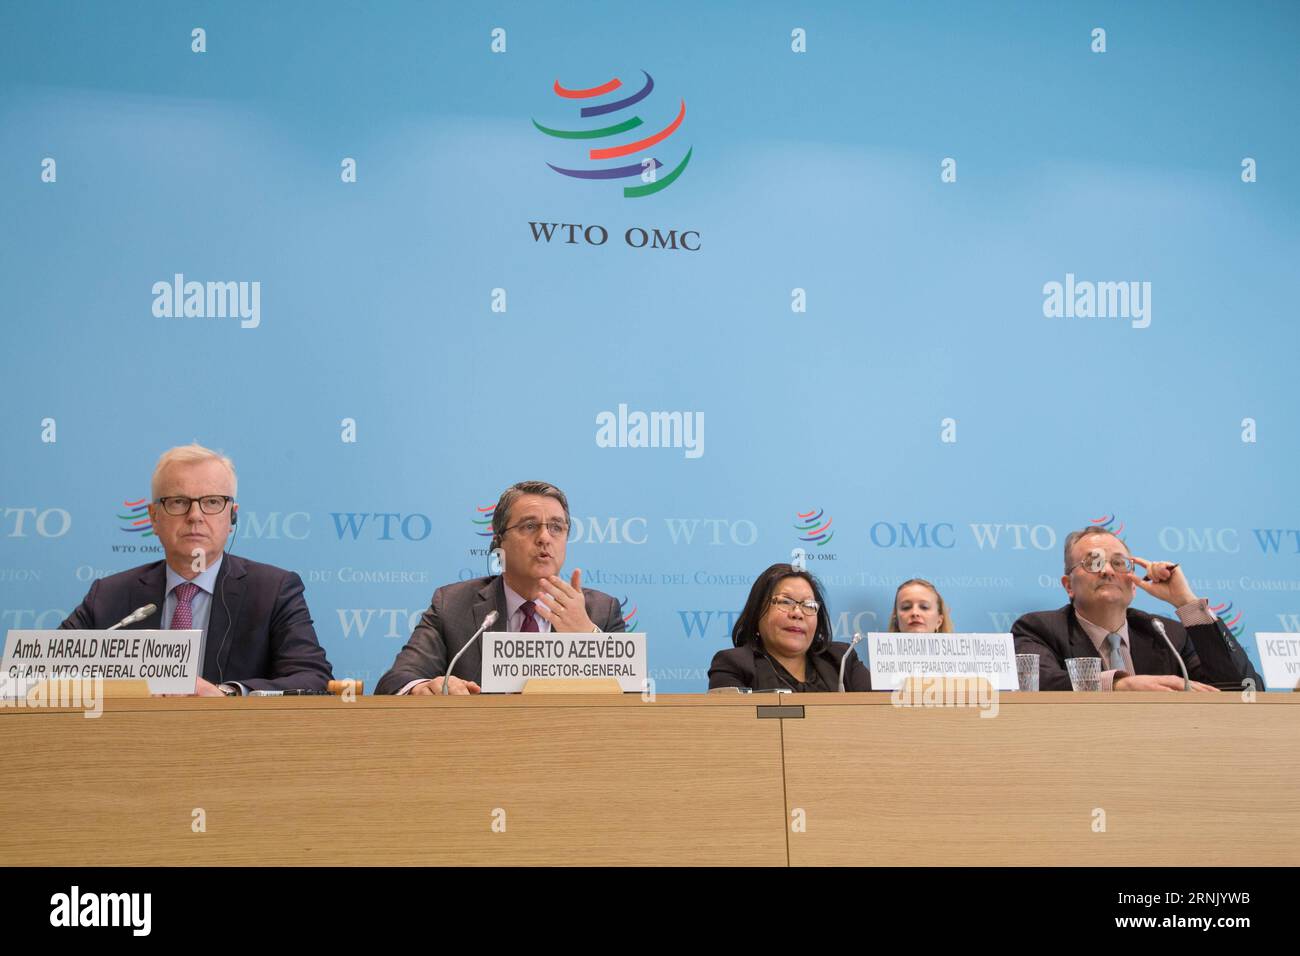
[133,563,167,629]
[809,646,842,690]
[204,554,247,680]
[463,576,509,680]
[1062,605,1100,659]
[750,646,781,690]
[1126,609,1167,674]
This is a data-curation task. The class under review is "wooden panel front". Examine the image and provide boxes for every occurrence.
[0,695,785,866]
[782,693,1300,866]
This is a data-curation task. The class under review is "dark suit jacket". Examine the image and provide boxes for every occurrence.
[708,641,873,692]
[60,554,333,692]
[1012,603,1262,691]
[374,575,626,694]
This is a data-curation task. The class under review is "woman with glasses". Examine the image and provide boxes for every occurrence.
[708,563,872,692]
[887,578,954,634]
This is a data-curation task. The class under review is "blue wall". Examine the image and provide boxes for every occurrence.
[2,1,1297,690]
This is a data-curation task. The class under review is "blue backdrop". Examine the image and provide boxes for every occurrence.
[2,1,1297,691]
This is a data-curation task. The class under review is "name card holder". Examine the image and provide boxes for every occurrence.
[480,632,648,694]
[26,679,152,701]
[521,678,623,695]
[2,629,203,697]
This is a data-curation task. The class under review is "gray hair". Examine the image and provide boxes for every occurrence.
[489,480,570,553]
[151,443,237,500]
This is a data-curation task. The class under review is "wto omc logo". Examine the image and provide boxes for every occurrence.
[533,70,692,198]
[472,504,495,538]
[795,508,834,548]
[1090,513,1125,541]
[620,596,638,631]
[1210,600,1245,639]
[117,498,154,537]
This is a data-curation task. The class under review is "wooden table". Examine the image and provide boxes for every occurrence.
[2,692,1295,866]
[781,692,1299,866]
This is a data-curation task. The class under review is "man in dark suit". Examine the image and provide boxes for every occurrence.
[1013,526,1261,692]
[60,444,332,696]
[376,480,625,695]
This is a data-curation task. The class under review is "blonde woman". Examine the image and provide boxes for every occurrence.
[887,578,953,634]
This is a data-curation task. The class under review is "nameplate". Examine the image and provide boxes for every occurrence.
[480,632,647,693]
[866,632,1018,691]
[1,630,202,696]
[1253,633,1300,691]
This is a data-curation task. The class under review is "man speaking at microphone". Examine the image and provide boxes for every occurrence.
[375,480,625,695]
[1012,526,1262,692]
[60,444,333,696]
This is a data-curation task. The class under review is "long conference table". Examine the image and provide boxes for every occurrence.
[2,692,1297,866]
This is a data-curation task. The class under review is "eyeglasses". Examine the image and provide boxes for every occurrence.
[155,495,234,516]
[770,596,820,615]
[1067,550,1136,575]
[503,519,569,537]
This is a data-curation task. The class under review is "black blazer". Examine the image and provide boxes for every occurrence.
[374,575,627,694]
[60,554,333,692]
[709,641,873,692]
[1012,603,1262,691]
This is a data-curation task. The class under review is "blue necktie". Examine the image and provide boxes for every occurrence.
[1106,632,1125,672]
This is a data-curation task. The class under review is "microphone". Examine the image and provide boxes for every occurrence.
[441,610,499,694]
[838,632,865,692]
[108,604,157,631]
[1151,618,1190,690]
[215,503,243,683]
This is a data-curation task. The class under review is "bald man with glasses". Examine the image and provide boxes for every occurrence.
[1011,527,1262,692]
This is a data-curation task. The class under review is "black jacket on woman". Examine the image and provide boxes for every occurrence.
[708,641,872,692]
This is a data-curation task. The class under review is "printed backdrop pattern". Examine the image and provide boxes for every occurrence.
[2,2,1297,690]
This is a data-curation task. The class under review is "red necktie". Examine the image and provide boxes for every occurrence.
[519,600,540,632]
[171,582,200,629]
